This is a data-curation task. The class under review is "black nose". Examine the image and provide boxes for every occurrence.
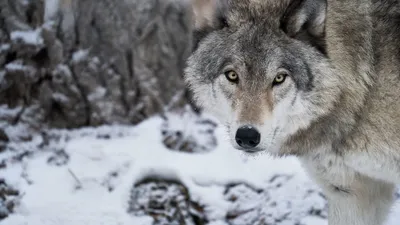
[235,125,261,149]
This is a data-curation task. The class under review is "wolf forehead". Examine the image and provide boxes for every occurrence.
[187,24,314,91]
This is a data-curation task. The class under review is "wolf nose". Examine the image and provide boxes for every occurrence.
[235,126,261,149]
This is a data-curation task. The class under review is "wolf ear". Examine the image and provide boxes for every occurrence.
[192,0,219,30]
[190,0,228,50]
[281,0,327,53]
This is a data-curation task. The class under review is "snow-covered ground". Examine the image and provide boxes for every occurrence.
[1,109,400,225]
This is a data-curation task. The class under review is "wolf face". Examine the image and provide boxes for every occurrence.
[185,0,341,155]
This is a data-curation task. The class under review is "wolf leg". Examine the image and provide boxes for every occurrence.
[324,176,395,225]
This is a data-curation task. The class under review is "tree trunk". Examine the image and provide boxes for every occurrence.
[0,0,193,139]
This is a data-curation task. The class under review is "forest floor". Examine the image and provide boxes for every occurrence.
[1,108,400,225]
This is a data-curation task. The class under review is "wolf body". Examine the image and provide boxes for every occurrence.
[184,0,400,224]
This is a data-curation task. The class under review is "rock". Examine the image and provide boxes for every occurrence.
[161,107,218,153]
[0,129,9,153]
[224,183,269,225]
[47,150,70,166]
[128,177,208,225]
[224,176,328,225]
[0,129,9,143]
[0,179,20,221]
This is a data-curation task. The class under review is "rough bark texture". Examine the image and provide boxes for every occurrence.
[0,0,193,139]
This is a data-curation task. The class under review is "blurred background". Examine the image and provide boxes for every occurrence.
[0,1,399,225]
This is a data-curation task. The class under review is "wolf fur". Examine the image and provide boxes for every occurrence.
[184,0,400,224]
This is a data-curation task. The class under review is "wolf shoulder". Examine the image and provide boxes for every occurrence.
[313,0,400,184]
[358,0,400,153]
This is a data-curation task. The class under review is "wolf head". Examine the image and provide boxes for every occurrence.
[185,0,341,155]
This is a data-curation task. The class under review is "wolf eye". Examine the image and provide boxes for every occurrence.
[225,70,239,83]
[272,73,288,86]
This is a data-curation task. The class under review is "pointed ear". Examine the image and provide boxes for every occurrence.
[192,0,218,29]
[190,0,228,50]
[281,0,327,52]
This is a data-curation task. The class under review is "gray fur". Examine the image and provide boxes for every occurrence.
[185,0,400,224]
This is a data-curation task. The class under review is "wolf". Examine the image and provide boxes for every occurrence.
[184,0,400,224]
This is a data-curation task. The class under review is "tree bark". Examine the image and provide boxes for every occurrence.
[0,0,193,136]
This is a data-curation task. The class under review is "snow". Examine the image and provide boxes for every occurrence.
[72,49,89,63]
[1,111,400,225]
[0,44,10,52]
[5,62,35,74]
[10,29,44,46]
[87,87,107,102]
[52,93,70,103]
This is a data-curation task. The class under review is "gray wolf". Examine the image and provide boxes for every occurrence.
[184,0,400,224]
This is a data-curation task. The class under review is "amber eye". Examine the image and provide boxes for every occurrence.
[273,73,288,86]
[224,70,239,83]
